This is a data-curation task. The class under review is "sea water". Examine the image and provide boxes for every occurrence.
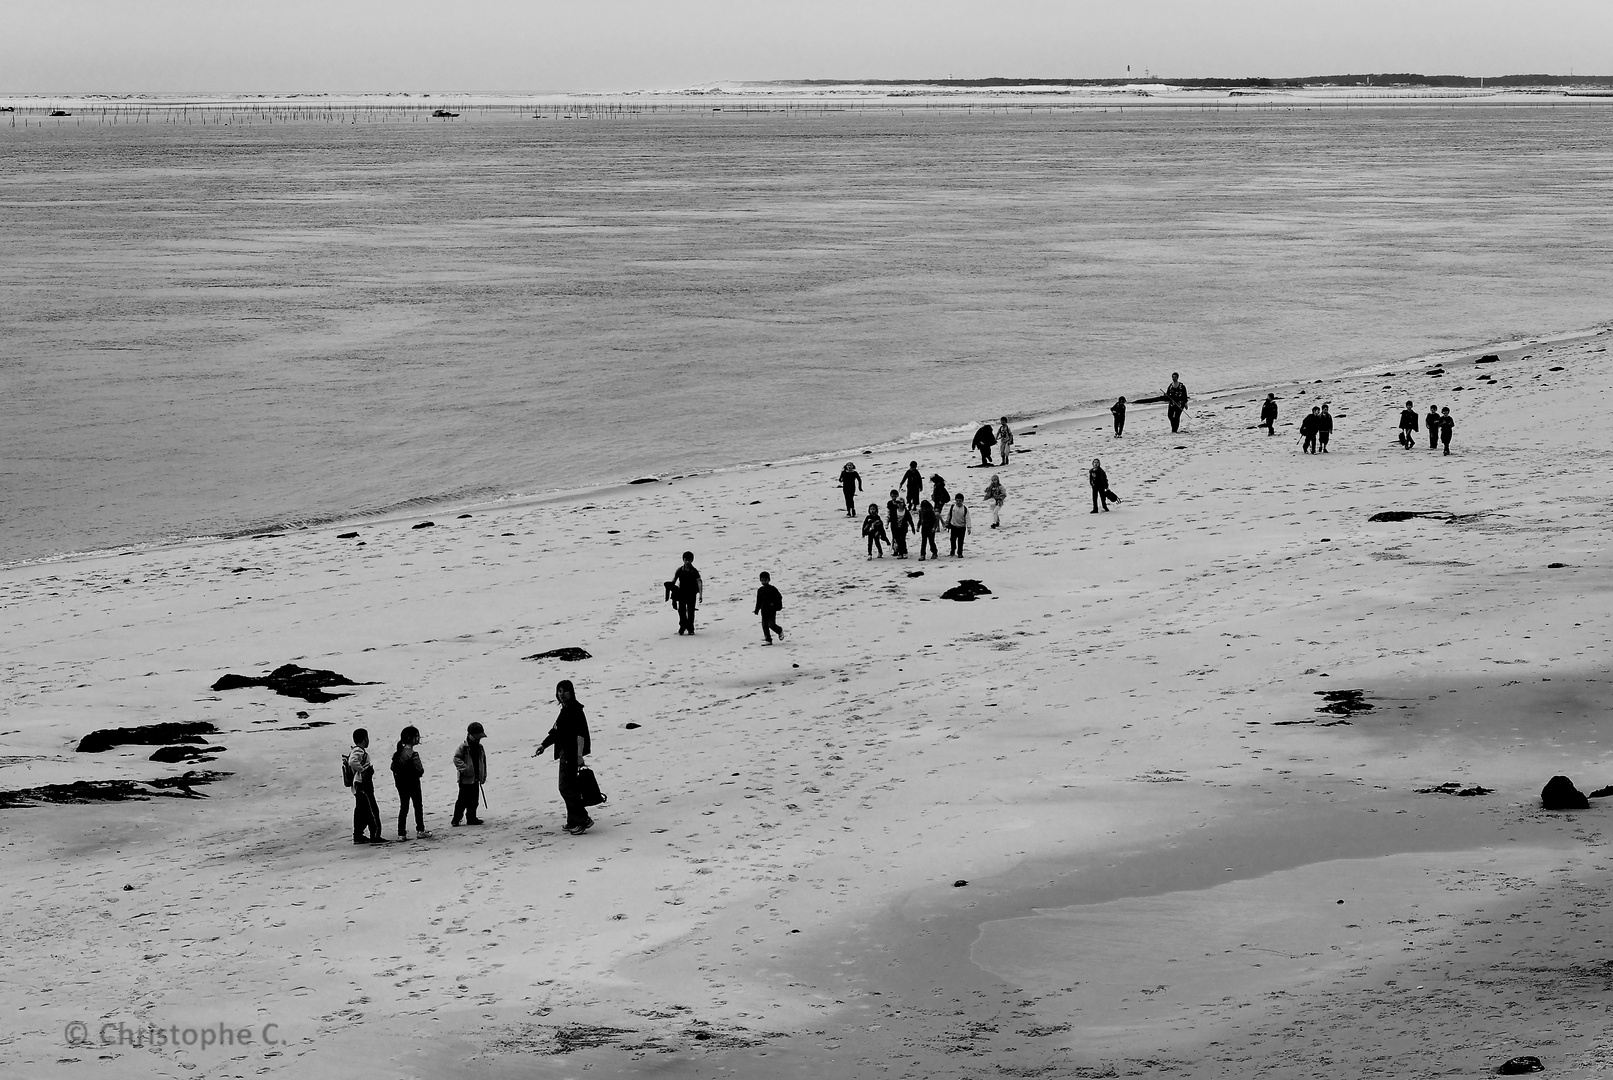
[3,105,1612,565]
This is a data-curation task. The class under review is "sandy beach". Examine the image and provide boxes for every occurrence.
[4,327,1612,1078]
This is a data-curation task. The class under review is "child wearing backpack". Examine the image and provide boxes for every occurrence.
[754,571,785,644]
[391,726,426,840]
[345,728,386,845]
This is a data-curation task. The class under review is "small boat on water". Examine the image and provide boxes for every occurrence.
[431,109,459,118]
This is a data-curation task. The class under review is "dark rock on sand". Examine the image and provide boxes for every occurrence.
[629,476,660,485]
[0,770,231,809]
[1546,562,1568,569]
[1476,354,1500,364]
[77,721,218,753]
[458,513,472,518]
[1315,689,1374,716]
[1369,510,1447,523]
[337,531,359,539]
[1497,1056,1544,1074]
[1416,782,1493,796]
[1541,776,1590,811]
[941,580,992,602]
[150,745,226,763]
[1589,785,1613,799]
[953,879,968,887]
[412,521,435,529]
[525,647,593,662]
[624,722,641,729]
[906,571,924,578]
[211,664,362,703]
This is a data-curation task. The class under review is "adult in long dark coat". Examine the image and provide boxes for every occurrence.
[971,424,997,466]
[535,680,594,834]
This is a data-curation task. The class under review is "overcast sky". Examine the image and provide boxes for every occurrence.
[6,0,1611,93]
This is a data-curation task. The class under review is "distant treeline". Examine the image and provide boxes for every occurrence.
[792,74,1613,89]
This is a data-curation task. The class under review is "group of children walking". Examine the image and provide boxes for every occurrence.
[850,459,1007,561]
[1398,401,1457,454]
[343,679,595,845]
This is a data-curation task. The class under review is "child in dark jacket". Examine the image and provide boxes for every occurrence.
[917,499,940,560]
[754,571,785,644]
[863,504,888,558]
[886,491,910,557]
[391,725,425,839]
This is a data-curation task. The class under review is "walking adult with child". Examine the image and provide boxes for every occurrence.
[754,572,785,644]
[1398,401,1420,449]
[1300,407,1320,454]
[917,499,940,561]
[996,417,1014,465]
[972,424,997,467]
[863,503,889,558]
[1111,397,1127,437]
[1089,458,1115,513]
[1260,394,1278,436]
[672,550,702,635]
[838,462,862,517]
[535,680,593,835]
[347,727,385,845]
[451,721,487,827]
[983,474,1007,529]
[391,725,426,840]
[1165,373,1189,433]
[943,493,971,556]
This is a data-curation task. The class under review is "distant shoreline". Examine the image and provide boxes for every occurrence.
[7,81,1613,112]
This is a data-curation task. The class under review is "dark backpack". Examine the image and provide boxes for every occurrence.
[341,754,354,788]
[576,765,607,807]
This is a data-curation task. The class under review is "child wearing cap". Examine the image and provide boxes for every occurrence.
[451,722,487,826]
